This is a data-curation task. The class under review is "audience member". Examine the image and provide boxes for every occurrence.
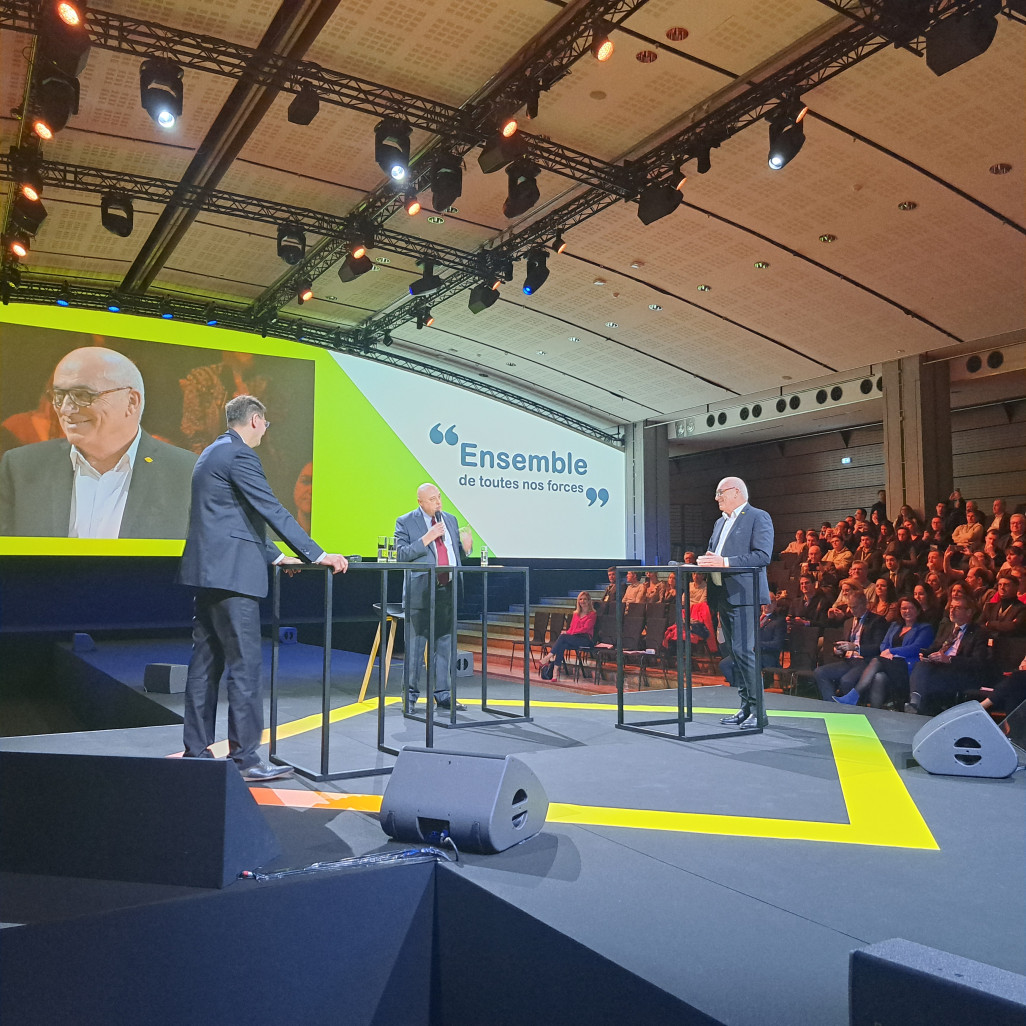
[539,591,597,680]
[987,498,1011,539]
[814,590,888,701]
[951,508,985,553]
[869,490,887,524]
[871,577,902,622]
[622,570,646,615]
[720,601,787,686]
[791,574,829,626]
[913,583,944,627]
[781,529,807,556]
[882,552,915,597]
[980,574,1026,637]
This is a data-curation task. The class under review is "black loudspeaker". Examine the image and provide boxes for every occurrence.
[143,662,187,693]
[379,747,548,854]
[911,701,1018,778]
[0,752,280,888]
[850,937,1026,1026]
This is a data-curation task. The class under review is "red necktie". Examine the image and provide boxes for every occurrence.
[435,520,451,585]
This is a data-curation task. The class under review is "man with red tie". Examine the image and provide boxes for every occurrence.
[395,483,472,712]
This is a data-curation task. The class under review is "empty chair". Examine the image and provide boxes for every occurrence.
[510,609,550,670]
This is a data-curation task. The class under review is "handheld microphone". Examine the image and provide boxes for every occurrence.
[433,511,442,525]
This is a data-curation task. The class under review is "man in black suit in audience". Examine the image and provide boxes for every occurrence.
[814,588,888,701]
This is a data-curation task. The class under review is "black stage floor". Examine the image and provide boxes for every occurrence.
[2,639,1025,1026]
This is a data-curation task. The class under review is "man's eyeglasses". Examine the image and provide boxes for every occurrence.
[715,486,737,498]
[49,385,131,409]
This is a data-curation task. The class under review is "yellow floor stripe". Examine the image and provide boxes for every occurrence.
[233,701,937,850]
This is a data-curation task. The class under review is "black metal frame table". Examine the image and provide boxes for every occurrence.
[613,564,765,743]
[396,563,532,751]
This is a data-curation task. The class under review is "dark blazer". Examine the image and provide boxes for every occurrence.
[178,429,322,598]
[791,590,831,626]
[394,507,464,610]
[0,432,197,539]
[840,611,889,661]
[922,620,991,670]
[706,504,773,608]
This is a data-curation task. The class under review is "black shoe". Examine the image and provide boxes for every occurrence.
[241,762,294,782]
[903,703,920,715]
[436,699,466,711]
[738,712,761,730]
[720,708,750,725]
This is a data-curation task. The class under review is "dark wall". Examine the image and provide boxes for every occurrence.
[670,401,1026,553]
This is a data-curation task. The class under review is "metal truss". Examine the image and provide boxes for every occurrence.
[0,275,620,445]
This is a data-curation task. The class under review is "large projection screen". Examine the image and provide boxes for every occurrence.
[0,307,625,559]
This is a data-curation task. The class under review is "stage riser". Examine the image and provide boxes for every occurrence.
[0,863,707,1026]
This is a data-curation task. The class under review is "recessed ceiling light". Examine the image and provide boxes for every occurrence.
[636,50,657,63]
[697,284,711,292]
[445,206,459,213]
[569,336,581,342]
[376,256,391,264]
[648,303,662,311]
[666,26,689,41]
[897,201,917,211]
[782,375,792,380]
[754,261,769,269]
[325,294,337,301]
[506,361,516,367]
[819,233,836,243]
[630,260,643,269]
[536,349,546,355]
[427,215,444,224]
[605,321,618,328]
[589,90,607,101]
[593,278,606,286]
[989,163,1012,175]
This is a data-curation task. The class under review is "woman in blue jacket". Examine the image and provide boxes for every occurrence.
[835,596,935,708]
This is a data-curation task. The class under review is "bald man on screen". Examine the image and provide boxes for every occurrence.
[0,346,196,538]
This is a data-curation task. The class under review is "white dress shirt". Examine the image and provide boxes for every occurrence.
[713,501,749,567]
[68,430,143,538]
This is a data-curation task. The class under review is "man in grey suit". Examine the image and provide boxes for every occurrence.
[179,395,348,781]
[698,476,773,729]
[395,483,472,711]
[0,347,196,538]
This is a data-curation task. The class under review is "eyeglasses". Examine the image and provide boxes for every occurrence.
[49,385,131,409]
[714,486,737,498]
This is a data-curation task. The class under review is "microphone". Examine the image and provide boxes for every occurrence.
[433,511,442,525]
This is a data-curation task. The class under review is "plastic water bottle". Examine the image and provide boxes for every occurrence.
[481,546,489,566]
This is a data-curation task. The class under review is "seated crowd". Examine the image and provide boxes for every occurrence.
[772,489,1026,715]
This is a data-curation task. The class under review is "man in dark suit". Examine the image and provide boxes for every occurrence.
[906,596,993,715]
[179,395,348,781]
[0,346,196,538]
[697,476,773,729]
[813,589,888,700]
[394,483,472,712]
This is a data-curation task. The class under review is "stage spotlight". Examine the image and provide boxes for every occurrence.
[522,248,549,295]
[552,233,567,254]
[501,117,518,138]
[297,280,314,305]
[591,21,614,61]
[203,303,218,326]
[338,252,373,283]
[11,194,48,236]
[159,297,174,318]
[767,119,805,170]
[503,158,540,219]
[17,165,43,203]
[525,82,540,120]
[374,118,411,182]
[382,331,393,347]
[468,282,500,314]
[404,193,421,216]
[38,2,91,78]
[56,282,72,307]
[431,151,463,211]
[926,0,1000,76]
[409,258,442,297]
[287,83,319,125]
[416,307,434,329]
[140,59,184,128]
[31,68,79,139]
[100,193,134,237]
[478,130,528,174]
[276,224,306,265]
[6,232,31,259]
[106,292,121,313]
[695,143,712,175]
[491,254,514,282]
[637,182,682,225]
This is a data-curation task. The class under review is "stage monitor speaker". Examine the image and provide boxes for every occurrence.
[911,701,1018,778]
[851,937,1026,1026]
[0,752,281,888]
[380,747,547,854]
[455,650,474,677]
[143,662,187,693]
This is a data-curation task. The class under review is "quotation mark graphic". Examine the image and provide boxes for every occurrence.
[429,423,459,445]
[585,487,609,507]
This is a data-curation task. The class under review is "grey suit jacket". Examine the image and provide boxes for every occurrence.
[0,432,197,539]
[394,507,463,611]
[177,429,322,598]
[706,504,773,608]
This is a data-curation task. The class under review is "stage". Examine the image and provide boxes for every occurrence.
[2,638,1024,1025]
